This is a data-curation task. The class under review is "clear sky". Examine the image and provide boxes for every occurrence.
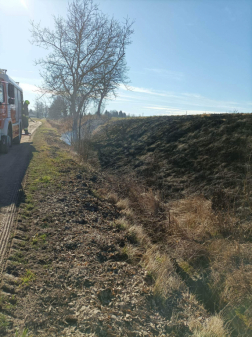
[1,0,251,115]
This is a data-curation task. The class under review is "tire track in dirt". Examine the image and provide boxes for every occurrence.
[0,196,18,273]
[0,121,41,275]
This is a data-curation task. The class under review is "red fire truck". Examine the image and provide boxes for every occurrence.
[0,69,23,153]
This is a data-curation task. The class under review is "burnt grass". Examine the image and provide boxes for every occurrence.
[91,113,252,336]
[93,113,252,212]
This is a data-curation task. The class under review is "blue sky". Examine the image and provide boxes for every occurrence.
[0,0,251,115]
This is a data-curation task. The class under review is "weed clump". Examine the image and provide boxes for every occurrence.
[21,270,36,286]
[0,314,9,334]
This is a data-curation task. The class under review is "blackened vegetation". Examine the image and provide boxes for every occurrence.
[91,114,252,336]
[94,114,252,211]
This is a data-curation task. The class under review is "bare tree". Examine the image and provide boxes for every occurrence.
[30,0,133,139]
[95,56,129,115]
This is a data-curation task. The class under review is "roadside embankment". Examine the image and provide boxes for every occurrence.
[89,113,252,337]
[93,114,252,210]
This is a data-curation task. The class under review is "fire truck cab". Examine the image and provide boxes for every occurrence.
[0,69,23,153]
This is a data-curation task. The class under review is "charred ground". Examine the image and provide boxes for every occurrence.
[93,113,252,212]
[90,113,252,337]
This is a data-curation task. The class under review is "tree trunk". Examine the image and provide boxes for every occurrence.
[96,96,104,116]
[78,112,83,150]
[72,116,78,142]
[70,98,78,142]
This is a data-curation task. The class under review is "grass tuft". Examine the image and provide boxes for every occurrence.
[21,269,36,286]
[0,314,9,333]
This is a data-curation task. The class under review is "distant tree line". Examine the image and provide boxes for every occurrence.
[104,110,127,118]
[29,99,49,118]
[46,95,129,119]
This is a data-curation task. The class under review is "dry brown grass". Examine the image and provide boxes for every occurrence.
[74,159,250,336]
[106,192,119,205]
[128,185,163,217]
[209,241,252,297]
[143,246,184,299]
[121,207,134,219]
[121,186,250,335]
[47,116,73,133]
[191,315,229,337]
[167,197,252,335]
[168,196,219,237]
[164,197,216,262]
[90,175,237,334]
[99,170,251,335]
[116,198,130,210]
[127,225,151,247]
[114,217,129,230]
[107,183,219,332]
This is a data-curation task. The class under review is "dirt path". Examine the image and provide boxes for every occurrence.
[0,120,41,271]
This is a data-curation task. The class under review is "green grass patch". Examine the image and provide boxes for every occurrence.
[9,251,27,264]
[179,261,195,277]
[21,269,36,286]
[21,120,74,229]
[31,233,47,246]
[35,175,52,184]
[0,314,9,333]
[0,295,16,314]
[31,237,38,245]
[39,234,47,242]
[91,189,102,199]
[24,203,34,211]
[14,328,29,337]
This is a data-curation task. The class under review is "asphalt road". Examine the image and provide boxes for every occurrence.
[0,120,41,270]
[0,121,41,207]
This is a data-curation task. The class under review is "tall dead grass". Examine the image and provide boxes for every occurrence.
[167,196,252,333]
[191,315,228,337]
[102,174,251,335]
